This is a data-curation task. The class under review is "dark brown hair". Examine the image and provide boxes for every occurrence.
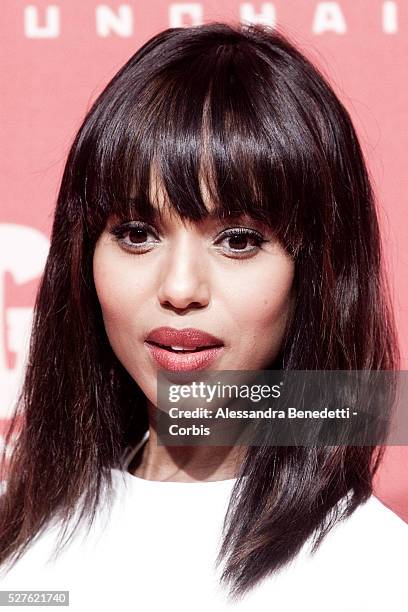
[0,21,399,599]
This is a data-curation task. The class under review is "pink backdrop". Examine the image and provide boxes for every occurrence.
[1,1,407,519]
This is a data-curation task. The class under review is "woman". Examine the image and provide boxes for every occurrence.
[0,21,407,611]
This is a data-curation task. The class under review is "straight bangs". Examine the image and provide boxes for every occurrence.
[74,30,331,257]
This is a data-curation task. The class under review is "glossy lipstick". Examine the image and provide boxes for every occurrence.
[145,327,224,372]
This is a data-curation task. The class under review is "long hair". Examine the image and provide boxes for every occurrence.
[0,22,399,599]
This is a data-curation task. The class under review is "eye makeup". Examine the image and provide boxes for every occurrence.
[108,219,270,259]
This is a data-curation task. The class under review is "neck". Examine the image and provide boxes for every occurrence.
[130,425,246,482]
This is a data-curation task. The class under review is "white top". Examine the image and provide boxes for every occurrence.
[0,435,407,611]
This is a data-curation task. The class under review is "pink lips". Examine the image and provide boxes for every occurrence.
[144,326,224,372]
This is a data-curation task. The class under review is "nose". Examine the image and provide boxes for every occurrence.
[157,233,210,313]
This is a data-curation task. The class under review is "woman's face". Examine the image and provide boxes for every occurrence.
[93,180,295,407]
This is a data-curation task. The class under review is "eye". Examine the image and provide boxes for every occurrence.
[108,221,159,252]
[215,228,268,258]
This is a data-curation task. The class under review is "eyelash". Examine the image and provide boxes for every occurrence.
[108,221,268,258]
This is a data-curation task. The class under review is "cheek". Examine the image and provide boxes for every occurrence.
[92,245,145,345]
[93,257,126,323]
[225,260,294,368]
[92,248,150,380]
[225,259,295,332]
